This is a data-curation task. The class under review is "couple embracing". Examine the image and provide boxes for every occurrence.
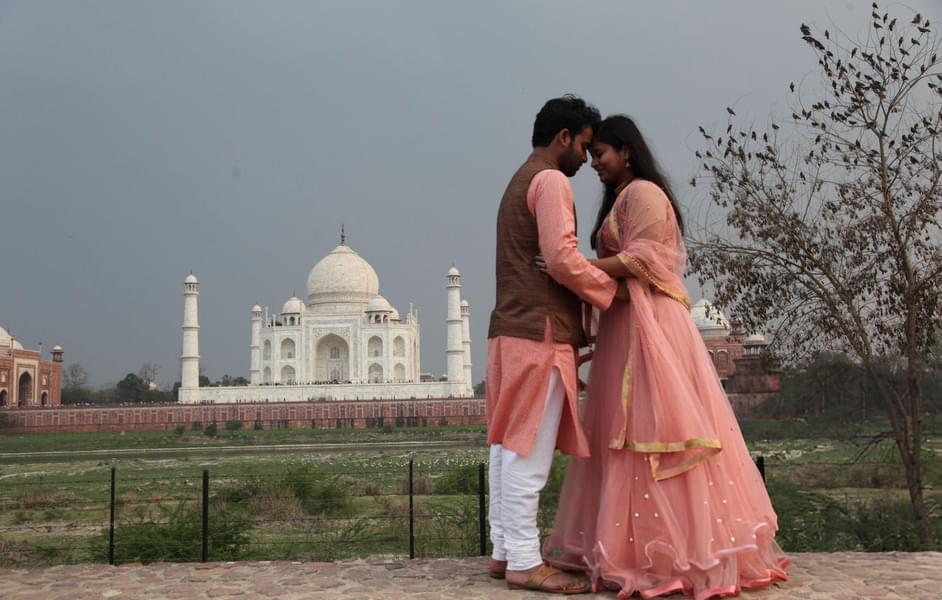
[486,96,789,599]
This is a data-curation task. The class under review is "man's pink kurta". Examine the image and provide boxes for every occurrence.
[486,170,616,458]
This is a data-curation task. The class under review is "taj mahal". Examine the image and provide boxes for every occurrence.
[177,236,474,404]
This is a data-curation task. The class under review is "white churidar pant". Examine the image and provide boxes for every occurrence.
[488,367,565,571]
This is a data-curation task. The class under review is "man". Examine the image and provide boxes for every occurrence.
[487,95,619,593]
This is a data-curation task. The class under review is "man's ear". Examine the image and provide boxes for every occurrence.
[557,128,571,148]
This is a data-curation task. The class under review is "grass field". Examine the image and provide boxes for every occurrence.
[1,418,939,565]
[0,424,487,454]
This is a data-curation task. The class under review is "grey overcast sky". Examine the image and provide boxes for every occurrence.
[1,1,938,388]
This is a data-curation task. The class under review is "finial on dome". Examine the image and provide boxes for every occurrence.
[341,224,346,245]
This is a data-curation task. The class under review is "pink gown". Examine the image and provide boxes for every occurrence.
[543,180,788,600]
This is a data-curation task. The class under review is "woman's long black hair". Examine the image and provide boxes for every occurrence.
[589,115,684,250]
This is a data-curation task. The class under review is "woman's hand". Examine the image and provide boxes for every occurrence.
[614,279,630,301]
[534,253,548,273]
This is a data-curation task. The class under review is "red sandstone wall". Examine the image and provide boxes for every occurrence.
[701,337,745,379]
[0,399,487,433]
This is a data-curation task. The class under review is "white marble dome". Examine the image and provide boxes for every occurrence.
[744,332,767,345]
[691,299,730,333]
[0,326,24,350]
[366,294,394,313]
[306,244,380,310]
[281,296,305,315]
[185,273,198,284]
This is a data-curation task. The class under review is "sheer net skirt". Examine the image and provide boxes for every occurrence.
[543,296,788,600]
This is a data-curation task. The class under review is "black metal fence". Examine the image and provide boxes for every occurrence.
[0,458,499,566]
[1,455,929,566]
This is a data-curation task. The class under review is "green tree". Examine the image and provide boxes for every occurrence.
[115,373,147,403]
[690,5,941,545]
[218,374,250,387]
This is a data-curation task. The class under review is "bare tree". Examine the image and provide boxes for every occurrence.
[137,363,161,386]
[689,4,941,545]
[62,363,88,388]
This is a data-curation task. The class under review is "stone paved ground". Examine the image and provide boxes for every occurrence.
[2,553,941,599]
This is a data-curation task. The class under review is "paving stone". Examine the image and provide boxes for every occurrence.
[206,588,246,597]
[1,553,941,599]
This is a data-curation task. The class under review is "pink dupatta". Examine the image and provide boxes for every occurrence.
[604,180,722,480]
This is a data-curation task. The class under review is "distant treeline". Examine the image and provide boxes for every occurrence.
[61,368,249,406]
[757,352,941,423]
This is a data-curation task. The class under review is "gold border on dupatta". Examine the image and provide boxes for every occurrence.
[615,254,691,311]
[608,348,632,450]
[647,445,723,481]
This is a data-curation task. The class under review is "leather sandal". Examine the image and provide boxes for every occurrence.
[489,558,507,579]
[506,563,590,594]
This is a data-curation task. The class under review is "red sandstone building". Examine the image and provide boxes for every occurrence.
[0,326,63,408]
[691,299,781,414]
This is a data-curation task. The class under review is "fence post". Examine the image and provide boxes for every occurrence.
[109,459,116,565]
[478,462,486,556]
[408,457,415,559]
[756,455,766,482]
[201,469,209,562]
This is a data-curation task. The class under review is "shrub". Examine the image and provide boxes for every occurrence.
[203,423,218,437]
[106,501,250,563]
[224,420,243,431]
[244,485,305,521]
[0,539,38,567]
[433,464,481,495]
[173,425,185,436]
[766,478,858,551]
[282,465,352,516]
[402,474,432,495]
[11,490,80,510]
[417,496,480,557]
[849,496,941,551]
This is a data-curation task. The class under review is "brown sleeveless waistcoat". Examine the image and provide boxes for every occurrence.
[487,155,587,348]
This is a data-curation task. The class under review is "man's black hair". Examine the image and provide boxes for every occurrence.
[531,95,601,148]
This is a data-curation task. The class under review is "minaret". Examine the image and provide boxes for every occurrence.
[446,266,464,384]
[412,306,421,383]
[249,305,262,384]
[181,273,200,390]
[460,299,472,395]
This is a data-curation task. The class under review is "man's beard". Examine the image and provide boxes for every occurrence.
[558,151,582,177]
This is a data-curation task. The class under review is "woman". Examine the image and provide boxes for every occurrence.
[543,115,788,599]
